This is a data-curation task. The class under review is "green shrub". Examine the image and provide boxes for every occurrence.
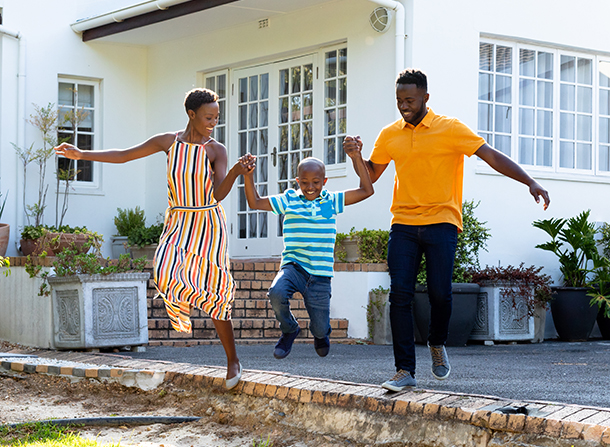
[114,206,146,237]
[335,227,389,263]
[20,224,96,240]
[127,222,164,248]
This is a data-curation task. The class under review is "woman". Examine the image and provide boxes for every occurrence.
[55,88,248,389]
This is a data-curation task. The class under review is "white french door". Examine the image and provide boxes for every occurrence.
[230,54,317,258]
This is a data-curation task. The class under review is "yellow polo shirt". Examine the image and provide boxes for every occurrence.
[370,108,485,231]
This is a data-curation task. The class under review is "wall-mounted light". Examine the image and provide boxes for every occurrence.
[369,6,392,33]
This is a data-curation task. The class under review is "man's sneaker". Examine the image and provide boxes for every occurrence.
[273,326,301,359]
[381,369,416,392]
[428,343,451,380]
[314,336,330,357]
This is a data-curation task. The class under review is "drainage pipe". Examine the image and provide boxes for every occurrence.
[368,0,406,78]
[2,416,201,429]
[0,26,25,252]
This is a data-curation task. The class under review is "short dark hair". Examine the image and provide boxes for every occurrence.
[396,69,427,91]
[298,157,326,177]
[184,88,218,113]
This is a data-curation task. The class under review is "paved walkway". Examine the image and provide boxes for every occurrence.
[2,341,610,446]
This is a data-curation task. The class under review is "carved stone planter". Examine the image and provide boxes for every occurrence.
[47,272,150,350]
[469,282,545,343]
[368,289,392,345]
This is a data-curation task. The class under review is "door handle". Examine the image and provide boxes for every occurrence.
[271,147,277,167]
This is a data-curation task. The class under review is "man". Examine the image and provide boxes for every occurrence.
[343,69,550,391]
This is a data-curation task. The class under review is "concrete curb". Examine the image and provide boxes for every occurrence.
[2,351,610,446]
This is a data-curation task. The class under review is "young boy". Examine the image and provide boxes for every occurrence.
[241,145,373,359]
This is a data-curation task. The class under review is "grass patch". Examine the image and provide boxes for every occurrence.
[0,422,119,446]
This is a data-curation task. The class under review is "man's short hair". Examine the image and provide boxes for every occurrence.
[184,88,219,113]
[396,69,428,91]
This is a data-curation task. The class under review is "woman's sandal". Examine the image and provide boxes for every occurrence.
[225,362,242,390]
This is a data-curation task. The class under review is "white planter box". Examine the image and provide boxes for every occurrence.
[470,283,545,343]
[47,273,150,350]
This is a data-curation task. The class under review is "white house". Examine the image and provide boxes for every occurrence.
[1,0,610,288]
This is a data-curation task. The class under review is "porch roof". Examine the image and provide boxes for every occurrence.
[72,0,339,45]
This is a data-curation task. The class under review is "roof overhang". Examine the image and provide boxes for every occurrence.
[72,0,240,42]
[71,0,340,45]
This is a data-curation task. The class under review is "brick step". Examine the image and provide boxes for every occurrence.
[149,296,313,320]
[148,338,354,347]
[148,318,349,341]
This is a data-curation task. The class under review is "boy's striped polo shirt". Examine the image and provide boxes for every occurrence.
[268,188,345,277]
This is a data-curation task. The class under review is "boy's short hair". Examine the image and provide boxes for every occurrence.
[396,69,428,91]
[298,157,326,177]
[184,88,219,113]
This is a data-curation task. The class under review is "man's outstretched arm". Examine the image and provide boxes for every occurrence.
[475,143,550,210]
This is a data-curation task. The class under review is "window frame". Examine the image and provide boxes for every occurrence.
[56,76,103,194]
[477,38,610,182]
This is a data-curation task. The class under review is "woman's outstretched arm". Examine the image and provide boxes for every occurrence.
[54,133,175,163]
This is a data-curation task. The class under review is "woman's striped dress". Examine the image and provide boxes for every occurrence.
[153,136,235,333]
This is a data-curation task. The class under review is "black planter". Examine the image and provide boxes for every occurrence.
[550,287,598,341]
[597,307,610,340]
[413,283,480,347]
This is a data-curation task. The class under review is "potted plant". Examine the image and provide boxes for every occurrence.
[335,227,389,263]
[413,200,491,346]
[469,263,552,343]
[112,206,146,259]
[533,210,600,341]
[20,224,96,257]
[25,236,149,350]
[0,190,9,256]
[127,220,164,261]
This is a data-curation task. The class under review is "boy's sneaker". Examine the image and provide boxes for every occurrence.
[314,336,330,357]
[428,343,451,380]
[273,326,301,359]
[381,369,416,392]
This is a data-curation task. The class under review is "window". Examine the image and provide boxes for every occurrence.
[57,79,99,183]
[324,48,348,165]
[204,72,228,145]
[478,40,610,178]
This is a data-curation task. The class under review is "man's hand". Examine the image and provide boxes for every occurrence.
[343,135,363,159]
[529,181,551,211]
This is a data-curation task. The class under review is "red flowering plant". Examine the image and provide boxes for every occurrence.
[469,263,553,317]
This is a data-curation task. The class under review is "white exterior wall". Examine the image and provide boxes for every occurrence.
[0,0,149,257]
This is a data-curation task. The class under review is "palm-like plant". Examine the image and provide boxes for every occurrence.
[533,210,598,288]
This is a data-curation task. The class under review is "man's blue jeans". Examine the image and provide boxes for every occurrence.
[267,262,332,339]
[387,223,457,375]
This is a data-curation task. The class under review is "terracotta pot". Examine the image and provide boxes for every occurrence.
[20,232,90,257]
[42,232,90,255]
[20,238,44,256]
[0,223,9,256]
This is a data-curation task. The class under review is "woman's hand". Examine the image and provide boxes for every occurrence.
[54,143,83,160]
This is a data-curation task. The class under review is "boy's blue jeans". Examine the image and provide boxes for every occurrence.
[387,223,457,375]
[267,262,332,339]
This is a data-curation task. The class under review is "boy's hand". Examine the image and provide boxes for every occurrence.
[343,135,363,159]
